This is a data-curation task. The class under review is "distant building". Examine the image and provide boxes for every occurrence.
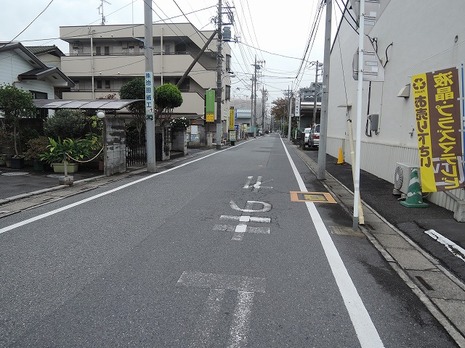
[299,82,322,129]
[58,23,232,138]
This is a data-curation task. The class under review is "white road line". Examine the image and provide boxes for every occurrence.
[243,176,253,189]
[177,271,266,293]
[188,288,225,348]
[253,176,263,192]
[229,201,272,213]
[0,146,240,235]
[280,138,385,348]
[220,215,271,223]
[227,291,255,348]
[425,229,465,262]
[213,225,271,237]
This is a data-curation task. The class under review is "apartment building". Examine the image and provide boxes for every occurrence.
[59,23,232,131]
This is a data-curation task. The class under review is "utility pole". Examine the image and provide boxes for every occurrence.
[353,0,366,229]
[215,0,223,149]
[317,0,332,180]
[287,87,293,141]
[251,57,264,137]
[261,86,267,132]
[312,60,320,126]
[144,0,156,172]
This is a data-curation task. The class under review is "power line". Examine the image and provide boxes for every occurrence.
[7,0,55,44]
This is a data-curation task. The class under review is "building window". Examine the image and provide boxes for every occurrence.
[96,46,101,56]
[175,42,187,54]
[96,80,102,89]
[104,80,111,89]
[30,91,48,99]
[225,85,231,101]
[104,46,110,55]
[226,54,231,73]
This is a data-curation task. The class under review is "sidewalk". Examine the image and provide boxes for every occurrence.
[300,148,465,282]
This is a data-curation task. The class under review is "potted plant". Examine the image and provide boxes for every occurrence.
[39,137,93,174]
[24,136,49,171]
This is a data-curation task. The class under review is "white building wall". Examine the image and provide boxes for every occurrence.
[328,0,465,181]
[327,0,465,216]
[0,52,31,84]
[0,52,54,98]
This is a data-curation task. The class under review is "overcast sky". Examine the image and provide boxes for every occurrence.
[1,0,341,102]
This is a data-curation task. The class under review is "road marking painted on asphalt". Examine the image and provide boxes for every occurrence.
[230,200,271,213]
[227,291,255,348]
[220,215,271,223]
[425,229,465,262]
[243,176,273,192]
[177,271,266,293]
[214,214,271,241]
[281,137,385,348]
[177,271,265,347]
[0,144,242,235]
[188,288,225,348]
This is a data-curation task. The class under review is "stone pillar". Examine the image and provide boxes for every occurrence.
[104,118,127,176]
[172,128,187,155]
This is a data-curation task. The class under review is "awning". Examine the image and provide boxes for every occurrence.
[33,99,143,110]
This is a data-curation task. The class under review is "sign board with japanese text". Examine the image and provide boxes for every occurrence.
[229,107,235,130]
[411,67,465,192]
[295,95,300,117]
[206,90,215,123]
[145,72,154,120]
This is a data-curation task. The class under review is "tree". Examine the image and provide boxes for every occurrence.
[120,77,146,145]
[271,98,287,124]
[43,109,88,139]
[155,83,183,124]
[0,84,36,156]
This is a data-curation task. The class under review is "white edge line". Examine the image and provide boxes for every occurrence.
[280,138,384,348]
[0,145,239,235]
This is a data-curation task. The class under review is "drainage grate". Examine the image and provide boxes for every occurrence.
[415,276,434,291]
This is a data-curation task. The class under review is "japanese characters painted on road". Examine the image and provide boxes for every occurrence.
[411,66,465,192]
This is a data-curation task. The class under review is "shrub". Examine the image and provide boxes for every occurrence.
[43,109,88,139]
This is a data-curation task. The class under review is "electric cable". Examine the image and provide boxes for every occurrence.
[6,0,55,45]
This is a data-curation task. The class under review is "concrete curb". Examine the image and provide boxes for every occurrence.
[293,145,465,347]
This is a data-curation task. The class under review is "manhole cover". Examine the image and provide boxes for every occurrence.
[2,172,29,176]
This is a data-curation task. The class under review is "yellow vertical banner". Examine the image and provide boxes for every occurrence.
[229,107,235,130]
[205,90,215,123]
[411,73,436,192]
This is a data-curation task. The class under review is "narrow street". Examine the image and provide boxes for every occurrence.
[0,134,457,347]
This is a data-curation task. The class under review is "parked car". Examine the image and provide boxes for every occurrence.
[310,124,320,148]
[303,127,312,148]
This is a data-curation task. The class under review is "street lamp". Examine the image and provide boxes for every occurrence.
[97,110,106,175]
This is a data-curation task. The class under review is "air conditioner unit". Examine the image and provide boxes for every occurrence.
[393,162,419,195]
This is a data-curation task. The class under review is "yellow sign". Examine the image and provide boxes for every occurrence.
[411,68,464,192]
[411,72,435,192]
[229,107,235,130]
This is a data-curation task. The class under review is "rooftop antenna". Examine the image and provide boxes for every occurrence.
[98,0,111,25]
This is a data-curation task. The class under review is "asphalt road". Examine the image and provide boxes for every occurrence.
[0,134,457,347]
